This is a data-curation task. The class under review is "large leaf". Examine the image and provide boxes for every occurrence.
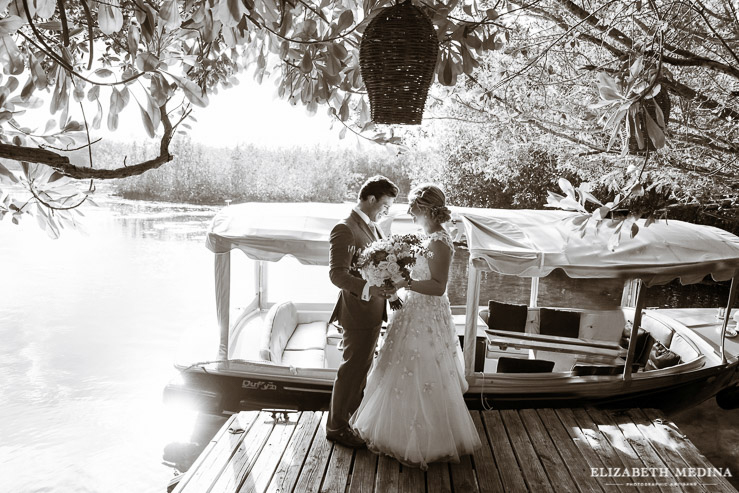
[127,18,140,54]
[136,51,160,72]
[0,35,24,74]
[160,0,181,29]
[0,15,24,35]
[137,100,156,137]
[0,162,19,184]
[644,111,665,149]
[169,74,208,107]
[98,0,123,35]
[35,0,56,19]
[92,98,102,129]
[334,10,353,33]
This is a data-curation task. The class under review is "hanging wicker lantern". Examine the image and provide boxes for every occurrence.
[627,84,671,155]
[359,0,439,125]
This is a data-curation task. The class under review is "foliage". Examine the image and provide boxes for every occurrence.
[0,0,737,236]
[0,160,95,237]
[593,56,668,153]
[112,137,412,203]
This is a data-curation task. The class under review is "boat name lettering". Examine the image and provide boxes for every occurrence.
[242,380,278,390]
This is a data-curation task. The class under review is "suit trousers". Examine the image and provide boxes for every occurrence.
[326,323,382,433]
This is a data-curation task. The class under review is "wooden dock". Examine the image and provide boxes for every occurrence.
[171,408,737,493]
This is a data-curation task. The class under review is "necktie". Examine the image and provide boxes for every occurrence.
[371,222,382,240]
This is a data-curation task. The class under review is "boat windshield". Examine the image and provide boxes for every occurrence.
[266,256,338,304]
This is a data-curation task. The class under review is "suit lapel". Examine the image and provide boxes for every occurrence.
[350,210,377,244]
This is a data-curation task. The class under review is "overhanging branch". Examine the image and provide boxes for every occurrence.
[0,105,183,180]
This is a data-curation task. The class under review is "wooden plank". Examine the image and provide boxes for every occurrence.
[520,409,579,493]
[375,454,400,493]
[211,411,276,493]
[470,412,504,493]
[570,408,635,493]
[642,408,738,493]
[624,409,706,493]
[427,462,452,493]
[321,441,354,493]
[536,409,605,493]
[604,409,682,493]
[266,411,322,493]
[450,455,479,492]
[239,414,300,493]
[348,448,378,493]
[583,408,651,493]
[500,409,553,492]
[399,464,425,493]
[171,413,237,493]
[553,408,622,493]
[481,411,528,492]
[293,412,333,493]
[174,411,259,493]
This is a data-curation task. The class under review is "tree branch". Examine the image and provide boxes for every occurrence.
[661,78,739,120]
[0,105,179,179]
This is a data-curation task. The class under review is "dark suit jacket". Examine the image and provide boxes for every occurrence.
[328,210,387,331]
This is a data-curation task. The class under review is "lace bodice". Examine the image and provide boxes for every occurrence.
[411,230,455,282]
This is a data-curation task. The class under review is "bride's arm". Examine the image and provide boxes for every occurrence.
[404,239,451,297]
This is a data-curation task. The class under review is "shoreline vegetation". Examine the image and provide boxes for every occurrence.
[80,137,738,236]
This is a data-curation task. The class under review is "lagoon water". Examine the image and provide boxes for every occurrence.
[0,197,736,492]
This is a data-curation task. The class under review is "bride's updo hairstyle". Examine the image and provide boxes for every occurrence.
[408,184,452,225]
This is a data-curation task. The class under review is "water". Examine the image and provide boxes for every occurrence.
[0,197,736,492]
[0,197,220,493]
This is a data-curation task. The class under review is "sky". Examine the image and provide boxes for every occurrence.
[17,72,352,150]
[107,75,348,149]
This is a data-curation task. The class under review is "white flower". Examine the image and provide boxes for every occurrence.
[391,273,404,284]
[387,262,400,274]
[377,260,389,271]
[386,253,397,263]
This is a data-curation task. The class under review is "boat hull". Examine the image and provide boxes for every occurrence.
[164,359,739,416]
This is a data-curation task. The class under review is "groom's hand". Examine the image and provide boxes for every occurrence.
[369,285,396,299]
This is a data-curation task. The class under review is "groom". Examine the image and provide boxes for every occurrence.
[326,175,399,448]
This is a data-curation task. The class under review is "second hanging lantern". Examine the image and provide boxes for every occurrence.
[359,0,439,125]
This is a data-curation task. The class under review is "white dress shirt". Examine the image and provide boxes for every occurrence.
[353,206,378,301]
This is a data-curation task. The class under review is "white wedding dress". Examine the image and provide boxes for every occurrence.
[351,230,481,469]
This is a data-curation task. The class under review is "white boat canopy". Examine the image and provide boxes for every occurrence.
[459,209,739,287]
[207,202,739,286]
[206,202,421,265]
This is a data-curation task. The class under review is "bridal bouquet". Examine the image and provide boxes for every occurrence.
[354,234,430,310]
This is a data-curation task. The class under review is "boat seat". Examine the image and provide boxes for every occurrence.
[641,316,674,346]
[496,357,555,373]
[619,327,655,368]
[482,300,528,333]
[259,301,328,368]
[539,307,581,338]
[668,334,698,362]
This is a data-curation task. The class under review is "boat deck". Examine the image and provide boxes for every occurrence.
[171,408,737,493]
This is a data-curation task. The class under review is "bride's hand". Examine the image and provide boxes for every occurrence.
[394,279,410,290]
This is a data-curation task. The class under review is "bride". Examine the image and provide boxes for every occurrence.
[350,184,481,469]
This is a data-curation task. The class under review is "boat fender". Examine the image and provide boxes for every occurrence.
[716,384,739,410]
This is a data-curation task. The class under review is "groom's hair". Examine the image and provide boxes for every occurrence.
[358,176,399,201]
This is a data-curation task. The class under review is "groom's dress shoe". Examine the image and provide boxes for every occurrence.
[326,428,366,448]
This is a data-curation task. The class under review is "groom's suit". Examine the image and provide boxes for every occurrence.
[327,209,388,434]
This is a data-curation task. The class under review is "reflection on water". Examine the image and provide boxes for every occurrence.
[0,197,219,493]
[1,198,735,493]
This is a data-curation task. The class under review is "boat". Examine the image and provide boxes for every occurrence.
[163,202,739,415]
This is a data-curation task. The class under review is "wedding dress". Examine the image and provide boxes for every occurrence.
[350,230,481,469]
